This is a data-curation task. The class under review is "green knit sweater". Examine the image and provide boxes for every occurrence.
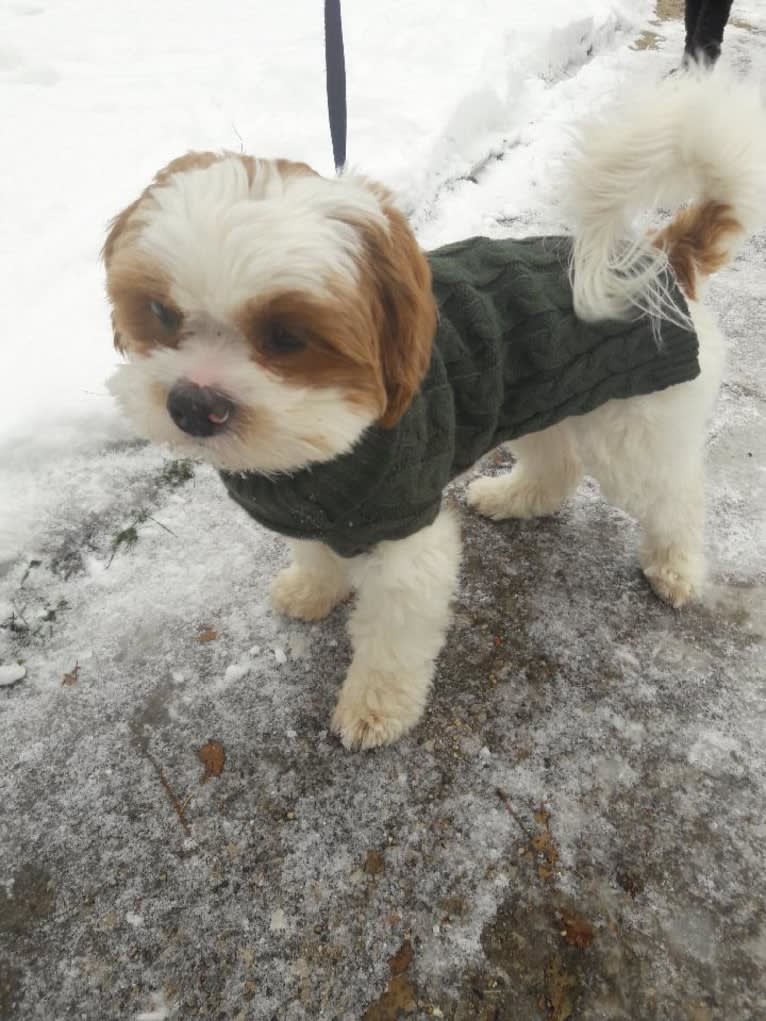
[221,235,699,557]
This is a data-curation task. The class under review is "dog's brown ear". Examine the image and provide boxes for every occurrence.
[355,191,436,427]
[274,158,320,180]
[102,195,143,267]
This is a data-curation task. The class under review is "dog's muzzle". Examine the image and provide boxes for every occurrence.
[166,381,235,437]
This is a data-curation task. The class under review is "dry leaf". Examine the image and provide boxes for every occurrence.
[389,940,413,976]
[363,849,385,876]
[532,803,559,881]
[544,955,578,1021]
[362,974,417,1020]
[375,941,416,1020]
[441,896,467,918]
[198,739,226,783]
[195,627,218,643]
[558,908,594,949]
[62,662,80,687]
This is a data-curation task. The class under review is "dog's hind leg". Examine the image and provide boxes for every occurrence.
[636,462,706,609]
[584,404,708,609]
[466,424,583,521]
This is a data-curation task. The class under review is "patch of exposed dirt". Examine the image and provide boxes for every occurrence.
[0,864,56,935]
[0,959,22,1021]
[633,0,683,51]
[655,0,684,21]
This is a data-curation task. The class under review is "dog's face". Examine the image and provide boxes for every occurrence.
[104,152,436,474]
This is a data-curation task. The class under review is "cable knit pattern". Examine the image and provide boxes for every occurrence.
[220,235,700,556]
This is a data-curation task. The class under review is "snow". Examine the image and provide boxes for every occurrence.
[273,646,288,666]
[223,661,251,685]
[134,994,170,1021]
[2,1,766,1018]
[0,663,26,686]
[270,907,288,932]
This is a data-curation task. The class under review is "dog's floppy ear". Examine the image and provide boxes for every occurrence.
[102,151,227,354]
[103,194,143,354]
[102,195,142,268]
[356,190,436,428]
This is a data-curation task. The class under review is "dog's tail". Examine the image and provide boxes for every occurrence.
[565,69,766,325]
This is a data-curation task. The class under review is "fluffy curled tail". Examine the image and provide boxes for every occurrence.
[565,68,766,325]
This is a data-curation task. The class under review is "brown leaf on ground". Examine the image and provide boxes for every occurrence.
[557,908,594,949]
[441,895,467,919]
[361,936,417,1018]
[535,804,551,826]
[532,804,559,882]
[389,940,413,975]
[198,739,226,783]
[363,849,386,876]
[543,955,578,1021]
[361,975,417,1020]
[61,662,80,686]
[195,626,219,643]
[495,792,560,882]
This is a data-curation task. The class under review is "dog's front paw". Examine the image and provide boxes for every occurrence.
[271,565,351,621]
[331,667,429,750]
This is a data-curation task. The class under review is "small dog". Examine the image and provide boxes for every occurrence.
[104,72,766,749]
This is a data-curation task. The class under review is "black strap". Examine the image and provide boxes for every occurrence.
[324,0,347,172]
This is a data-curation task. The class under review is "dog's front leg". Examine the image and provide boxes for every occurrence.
[332,508,461,750]
[271,540,352,621]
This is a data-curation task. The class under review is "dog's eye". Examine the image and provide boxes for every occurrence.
[149,300,180,330]
[263,324,307,356]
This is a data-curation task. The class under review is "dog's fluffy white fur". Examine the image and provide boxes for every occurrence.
[104,70,766,749]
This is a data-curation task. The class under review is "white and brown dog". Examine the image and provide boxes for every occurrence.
[104,72,766,749]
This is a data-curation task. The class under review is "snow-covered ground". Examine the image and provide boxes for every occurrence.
[1,1,766,1018]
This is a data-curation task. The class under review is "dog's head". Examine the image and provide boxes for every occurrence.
[103,152,436,473]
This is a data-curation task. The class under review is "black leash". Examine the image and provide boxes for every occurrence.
[324,0,347,172]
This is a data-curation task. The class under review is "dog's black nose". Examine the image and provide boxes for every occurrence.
[166,381,234,437]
